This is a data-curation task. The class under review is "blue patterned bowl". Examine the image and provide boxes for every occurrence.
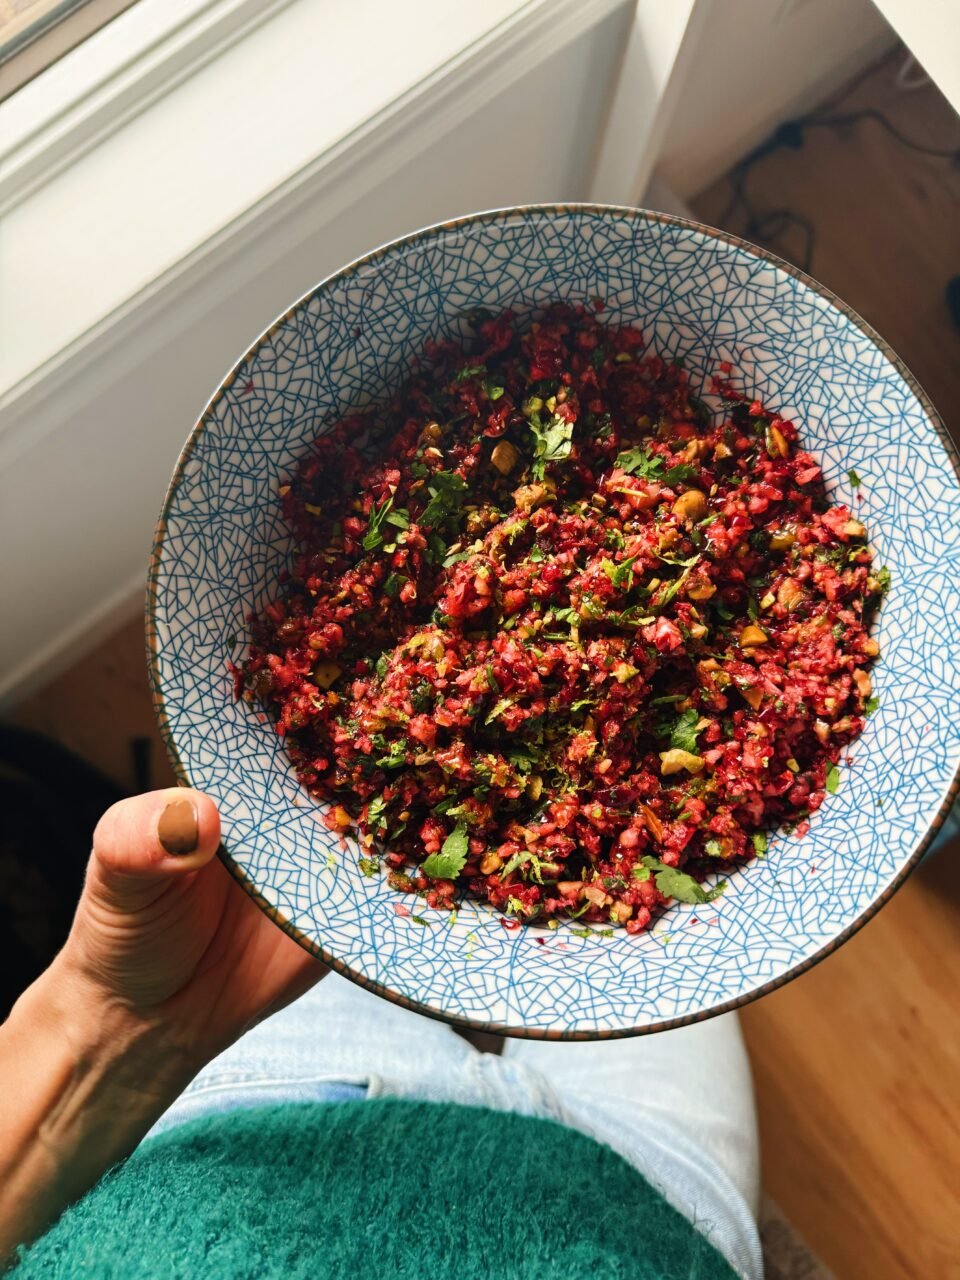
[148,206,960,1038]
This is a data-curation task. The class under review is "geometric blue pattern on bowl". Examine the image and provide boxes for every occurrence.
[148,206,960,1038]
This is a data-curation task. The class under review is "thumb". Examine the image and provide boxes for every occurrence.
[88,788,221,912]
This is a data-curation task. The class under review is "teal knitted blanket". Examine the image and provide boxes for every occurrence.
[10,1100,736,1278]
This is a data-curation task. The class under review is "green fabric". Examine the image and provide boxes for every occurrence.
[10,1100,736,1279]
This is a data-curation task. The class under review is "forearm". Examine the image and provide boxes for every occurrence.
[0,956,196,1261]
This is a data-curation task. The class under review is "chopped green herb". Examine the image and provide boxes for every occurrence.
[485,696,513,725]
[601,553,639,590]
[825,762,841,794]
[865,695,880,715]
[420,471,467,530]
[669,708,704,754]
[362,496,395,551]
[366,796,388,833]
[421,821,469,879]
[529,413,574,480]
[358,856,380,878]
[615,446,661,477]
[848,469,861,487]
[613,440,698,485]
[453,364,486,383]
[655,864,726,905]
[751,832,768,858]
[500,850,545,884]
[375,740,407,769]
[655,560,699,609]
[662,462,699,485]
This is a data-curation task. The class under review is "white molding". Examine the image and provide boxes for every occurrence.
[589,0,711,205]
[871,0,960,117]
[0,0,634,705]
[0,0,297,207]
[0,0,628,422]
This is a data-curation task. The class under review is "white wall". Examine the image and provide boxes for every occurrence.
[654,0,895,199]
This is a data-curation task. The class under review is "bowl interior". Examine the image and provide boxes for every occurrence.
[149,207,960,1037]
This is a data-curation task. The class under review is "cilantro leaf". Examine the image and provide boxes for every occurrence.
[661,463,699,485]
[751,831,768,857]
[484,378,505,401]
[506,747,538,773]
[614,446,696,485]
[641,855,726,904]
[358,856,380,878]
[453,364,486,383]
[669,708,704,753]
[825,762,840,794]
[421,821,469,880]
[848,469,861,487]
[875,565,891,594]
[865,695,880,715]
[529,414,574,480]
[366,796,388,833]
[420,471,467,530]
[362,496,394,551]
[615,447,664,478]
[656,865,725,904]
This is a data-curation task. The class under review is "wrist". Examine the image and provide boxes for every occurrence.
[26,948,202,1100]
[0,956,199,1259]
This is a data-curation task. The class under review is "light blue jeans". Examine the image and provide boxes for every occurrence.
[148,975,763,1279]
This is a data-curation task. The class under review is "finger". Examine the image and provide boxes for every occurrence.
[89,788,221,907]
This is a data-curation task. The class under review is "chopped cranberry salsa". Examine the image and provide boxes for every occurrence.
[239,305,885,932]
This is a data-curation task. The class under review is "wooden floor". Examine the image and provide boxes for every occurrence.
[692,49,960,1280]
[8,46,960,1280]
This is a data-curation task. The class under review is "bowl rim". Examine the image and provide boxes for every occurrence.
[146,202,960,1040]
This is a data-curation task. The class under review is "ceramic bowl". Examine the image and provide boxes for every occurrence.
[148,206,960,1038]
